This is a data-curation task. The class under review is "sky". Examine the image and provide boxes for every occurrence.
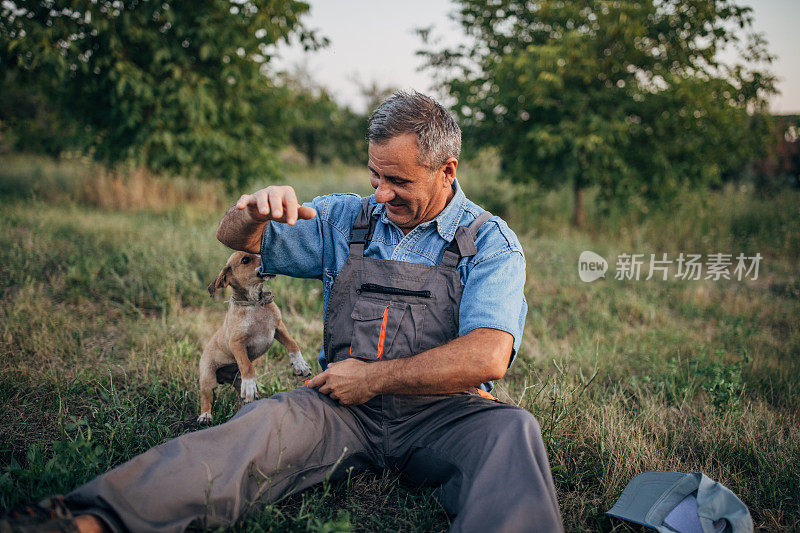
[272,0,800,114]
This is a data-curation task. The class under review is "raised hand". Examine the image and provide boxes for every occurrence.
[235,185,317,225]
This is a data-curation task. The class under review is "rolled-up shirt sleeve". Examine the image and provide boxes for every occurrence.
[259,198,326,280]
[259,193,362,281]
[458,223,528,366]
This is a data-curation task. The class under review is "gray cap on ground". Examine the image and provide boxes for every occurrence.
[606,471,753,533]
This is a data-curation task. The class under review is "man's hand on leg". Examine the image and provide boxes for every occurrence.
[307,359,376,405]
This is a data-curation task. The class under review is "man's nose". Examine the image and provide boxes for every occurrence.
[374,180,395,203]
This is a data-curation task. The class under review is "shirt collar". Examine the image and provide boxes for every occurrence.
[372,178,466,241]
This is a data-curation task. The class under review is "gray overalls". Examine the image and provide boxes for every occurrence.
[325,198,490,373]
[65,199,564,532]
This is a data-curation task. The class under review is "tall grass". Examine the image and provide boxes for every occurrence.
[1,154,799,531]
[0,153,225,213]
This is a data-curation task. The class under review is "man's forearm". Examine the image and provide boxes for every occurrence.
[368,328,513,395]
[216,204,267,253]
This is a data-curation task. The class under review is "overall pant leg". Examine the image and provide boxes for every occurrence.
[64,387,378,533]
[398,396,564,533]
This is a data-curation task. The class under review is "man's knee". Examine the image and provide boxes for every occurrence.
[224,388,328,452]
[222,389,335,468]
[492,406,543,442]
[518,408,542,438]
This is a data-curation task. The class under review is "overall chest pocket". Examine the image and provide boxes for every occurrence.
[349,297,427,360]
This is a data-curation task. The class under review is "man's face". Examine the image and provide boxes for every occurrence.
[368,133,456,233]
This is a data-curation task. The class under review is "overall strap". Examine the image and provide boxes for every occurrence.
[349,197,378,256]
[441,211,493,268]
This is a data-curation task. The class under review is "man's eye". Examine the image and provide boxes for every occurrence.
[241,256,251,264]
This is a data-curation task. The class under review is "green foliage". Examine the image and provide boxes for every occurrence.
[627,349,747,411]
[0,436,106,509]
[753,114,800,192]
[281,70,367,166]
[0,70,89,155]
[0,0,322,186]
[421,0,777,213]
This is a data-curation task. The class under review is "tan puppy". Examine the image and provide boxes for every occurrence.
[198,251,311,424]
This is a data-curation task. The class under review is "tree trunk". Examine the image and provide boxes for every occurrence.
[572,179,585,228]
[307,133,317,166]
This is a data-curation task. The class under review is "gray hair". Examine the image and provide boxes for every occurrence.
[367,90,461,170]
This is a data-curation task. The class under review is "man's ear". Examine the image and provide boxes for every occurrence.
[208,266,231,296]
[440,157,458,188]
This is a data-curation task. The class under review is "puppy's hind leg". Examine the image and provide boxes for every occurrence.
[275,320,311,377]
[198,360,217,424]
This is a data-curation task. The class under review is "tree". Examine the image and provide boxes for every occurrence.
[754,115,800,191]
[0,68,88,155]
[1,0,323,186]
[420,0,776,226]
[280,67,366,166]
[352,76,397,116]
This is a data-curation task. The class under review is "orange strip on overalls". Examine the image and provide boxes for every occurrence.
[476,388,496,400]
[376,305,389,360]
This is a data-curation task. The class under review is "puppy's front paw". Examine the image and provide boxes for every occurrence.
[289,351,312,377]
[240,377,259,402]
[197,411,213,425]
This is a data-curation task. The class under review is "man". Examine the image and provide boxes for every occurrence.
[8,91,563,532]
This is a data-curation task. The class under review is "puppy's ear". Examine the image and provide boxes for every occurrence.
[208,266,231,297]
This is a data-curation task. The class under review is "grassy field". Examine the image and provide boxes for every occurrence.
[1,153,798,531]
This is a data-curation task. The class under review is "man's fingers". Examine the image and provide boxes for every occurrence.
[307,372,325,388]
[256,192,269,216]
[284,188,299,225]
[267,188,284,219]
[234,186,311,223]
[297,206,317,220]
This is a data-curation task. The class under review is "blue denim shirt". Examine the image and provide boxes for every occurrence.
[259,179,528,372]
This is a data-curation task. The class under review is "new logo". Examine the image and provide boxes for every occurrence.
[579,251,608,282]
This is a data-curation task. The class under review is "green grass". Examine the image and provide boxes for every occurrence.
[1,153,798,531]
